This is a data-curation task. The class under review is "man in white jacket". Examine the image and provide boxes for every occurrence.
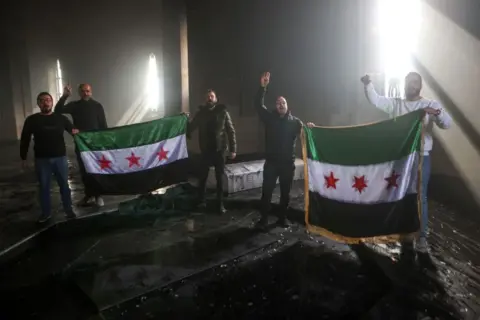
[361,72,452,253]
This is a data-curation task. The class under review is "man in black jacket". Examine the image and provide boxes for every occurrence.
[187,89,237,214]
[255,72,314,228]
[54,84,108,207]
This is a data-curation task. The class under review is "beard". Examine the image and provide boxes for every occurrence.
[405,88,420,99]
[40,107,52,114]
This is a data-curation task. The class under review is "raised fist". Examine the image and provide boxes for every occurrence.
[63,84,72,97]
[360,74,371,85]
[260,72,270,87]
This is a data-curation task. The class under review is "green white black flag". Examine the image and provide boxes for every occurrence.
[74,115,189,195]
[302,110,425,243]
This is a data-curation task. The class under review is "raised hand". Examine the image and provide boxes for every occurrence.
[63,84,72,97]
[260,72,270,87]
[360,74,371,85]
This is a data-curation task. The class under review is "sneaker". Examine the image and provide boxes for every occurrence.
[77,196,93,207]
[37,215,52,224]
[95,196,104,207]
[65,210,77,219]
[416,237,429,253]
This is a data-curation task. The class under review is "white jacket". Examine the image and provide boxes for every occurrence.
[365,83,452,155]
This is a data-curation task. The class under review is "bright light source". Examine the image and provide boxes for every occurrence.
[145,53,160,111]
[377,0,421,95]
[55,59,63,100]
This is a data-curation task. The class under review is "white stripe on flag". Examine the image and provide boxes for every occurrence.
[80,134,188,175]
[308,152,419,204]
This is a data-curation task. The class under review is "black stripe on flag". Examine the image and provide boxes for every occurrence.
[83,159,189,195]
[308,192,420,238]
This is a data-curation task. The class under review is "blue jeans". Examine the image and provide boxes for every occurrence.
[420,155,431,238]
[35,156,73,217]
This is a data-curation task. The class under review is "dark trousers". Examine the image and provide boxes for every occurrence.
[261,160,295,218]
[198,151,226,203]
[75,147,97,198]
[35,156,73,217]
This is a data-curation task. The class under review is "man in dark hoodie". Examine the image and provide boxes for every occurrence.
[187,89,237,214]
[255,72,314,229]
[54,84,108,207]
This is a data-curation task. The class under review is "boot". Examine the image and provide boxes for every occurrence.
[276,207,291,228]
[255,214,269,231]
[277,215,291,228]
[218,201,227,214]
[216,191,226,214]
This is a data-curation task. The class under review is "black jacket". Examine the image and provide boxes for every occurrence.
[54,96,108,131]
[187,104,237,154]
[255,87,302,162]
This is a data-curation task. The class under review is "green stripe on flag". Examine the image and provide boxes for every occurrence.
[304,110,424,166]
[75,115,187,152]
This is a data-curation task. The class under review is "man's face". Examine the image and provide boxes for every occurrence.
[79,85,92,100]
[404,74,422,98]
[276,96,288,115]
[37,94,53,113]
[206,91,217,105]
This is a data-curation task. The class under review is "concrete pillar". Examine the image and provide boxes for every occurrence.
[162,0,188,116]
[0,45,18,143]
[0,20,32,143]
[180,9,190,113]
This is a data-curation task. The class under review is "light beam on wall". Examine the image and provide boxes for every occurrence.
[55,59,64,100]
[377,0,421,96]
[145,53,160,112]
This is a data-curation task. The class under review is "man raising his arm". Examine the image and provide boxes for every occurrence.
[55,84,107,207]
[255,72,315,229]
[361,72,452,253]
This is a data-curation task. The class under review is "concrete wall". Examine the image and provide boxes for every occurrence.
[1,0,177,134]
[414,0,480,215]
[0,4,33,143]
[185,0,382,155]
[54,0,165,126]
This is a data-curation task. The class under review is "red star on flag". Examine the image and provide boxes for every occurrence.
[126,152,141,168]
[352,175,368,193]
[385,170,401,189]
[324,171,339,189]
[157,147,169,161]
[98,155,112,170]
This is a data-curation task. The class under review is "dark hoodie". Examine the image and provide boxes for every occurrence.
[255,87,303,162]
[187,104,237,154]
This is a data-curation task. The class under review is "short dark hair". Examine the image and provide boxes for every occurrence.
[406,72,422,81]
[36,92,53,101]
[206,89,216,95]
